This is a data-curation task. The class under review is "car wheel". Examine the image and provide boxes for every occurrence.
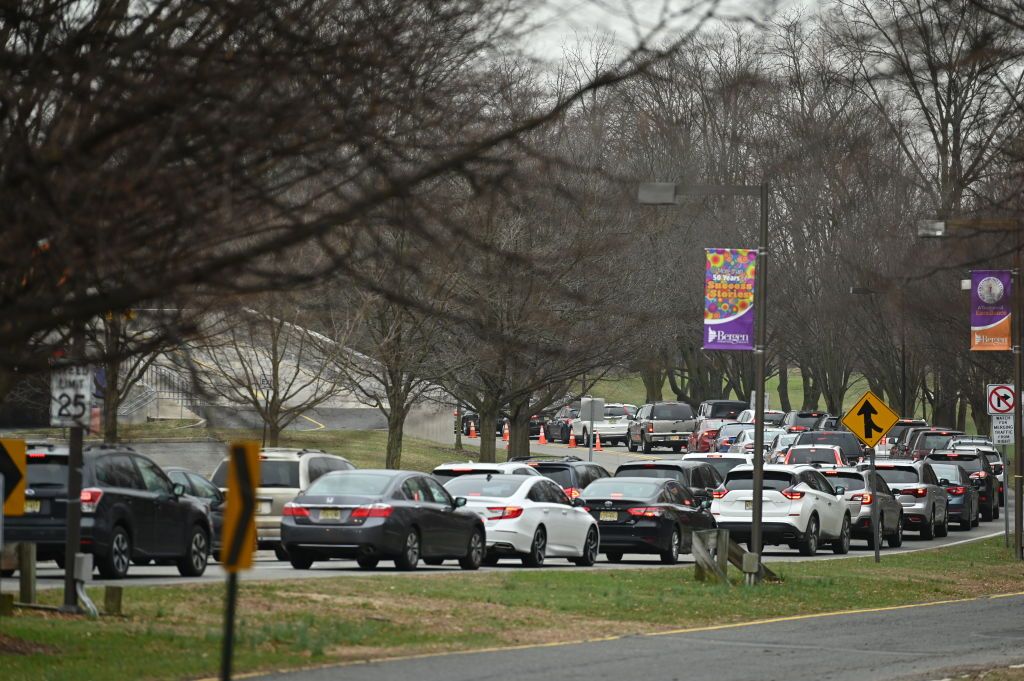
[423,558,444,566]
[798,515,819,556]
[356,557,379,570]
[582,430,590,447]
[935,509,949,537]
[573,527,599,567]
[832,516,851,555]
[982,500,994,522]
[289,550,314,570]
[177,526,210,577]
[921,508,936,539]
[671,444,683,453]
[660,528,681,564]
[459,529,485,570]
[395,528,422,570]
[97,525,132,579]
[993,502,1000,520]
[642,437,652,454]
[887,514,904,548]
[971,504,980,527]
[627,436,638,452]
[605,551,623,563]
[274,546,289,561]
[959,510,972,530]
[522,527,547,568]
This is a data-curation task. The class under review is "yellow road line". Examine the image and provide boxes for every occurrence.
[300,414,326,430]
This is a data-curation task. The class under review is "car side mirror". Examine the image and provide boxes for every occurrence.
[971,478,984,488]
[700,499,712,510]
[834,486,845,496]
[172,483,186,497]
[454,497,468,508]
[939,478,950,486]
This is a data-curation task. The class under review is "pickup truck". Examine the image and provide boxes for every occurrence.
[627,401,695,453]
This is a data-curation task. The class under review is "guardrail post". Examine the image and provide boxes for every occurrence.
[716,529,730,577]
[17,542,35,604]
[742,552,759,586]
[104,586,123,616]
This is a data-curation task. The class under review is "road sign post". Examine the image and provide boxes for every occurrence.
[220,441,259,681]
[843,391,900,564]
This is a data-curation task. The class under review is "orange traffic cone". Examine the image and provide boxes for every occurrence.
[538,426,548,445]
[568,431,577,448]
[594,431,604,452]
[502,421,510,442]
[468,421,477,439]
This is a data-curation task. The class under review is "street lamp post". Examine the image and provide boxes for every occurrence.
[639,180,770,575]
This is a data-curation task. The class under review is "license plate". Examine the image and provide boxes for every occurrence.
[24,499,41,513]
[671,435,680,441]
[744,501,753,510]
[258,501,272,515]
[600,511,618,521]
[319,509,342,521]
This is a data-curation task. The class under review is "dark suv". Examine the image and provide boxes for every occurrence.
[513,456,609,499]
[7,444,212,579]
[781,411,830,432]
[923,450,998,521]
[613,460,723,507]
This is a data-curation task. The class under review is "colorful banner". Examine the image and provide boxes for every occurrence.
[971,270,1012,351]
[704,248,756,351]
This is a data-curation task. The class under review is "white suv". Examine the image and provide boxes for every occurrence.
[711,464,851,556]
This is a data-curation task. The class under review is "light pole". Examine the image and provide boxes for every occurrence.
[918,218,1022,559]
[638,180,769,575]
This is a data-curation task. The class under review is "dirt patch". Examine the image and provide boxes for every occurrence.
[0,632,55,656]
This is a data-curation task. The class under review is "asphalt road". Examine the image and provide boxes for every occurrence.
[252,592,1024,681]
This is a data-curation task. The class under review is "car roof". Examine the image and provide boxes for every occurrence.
[789,444,842,452]
[727,464,808,474]
[683,452,748,459]
[618,460,704,469]
[433,461,526,470]
[593,475,670,485]
[449,473,537,482]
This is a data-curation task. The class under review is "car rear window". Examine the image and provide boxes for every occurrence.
[719,424,755,438]
[582,479,660,499]
[652,404,692,420]
[306,472,393,496]
[26,457,68,486]
[614,466,684,481]
[928,454,982,473]
[917,433,956,450]
[788,448,840,464]
[444,476,527,498]
[431,467,503,485]
[724,470,795,492]
[825,473,866,490]
[531,465,573,487]
[211,460,300,488]
[790,413,825,428]
[876,468,919,484]
[710,403,745,418]
[796,432,856,448]
[685,457,747,477]
[929,464,965,484]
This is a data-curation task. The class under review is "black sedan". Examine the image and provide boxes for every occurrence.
[580,477,715,564]
[280,470,485,570]
[165,467,225,556]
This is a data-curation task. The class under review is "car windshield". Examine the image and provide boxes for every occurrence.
[432,467,504,485]
[876,468,920,484]
[917,433,957,450]
[686,457,747,477]
[929,464,964,484]
[719,424,754,438]
[614,466,685,481]
[444,476,527,498]
[652,404,691,420]
[26,458,68,486]
[788,448,840,464]
[929,455,982,473]
[532,466,572,487]
[825,473,866,491]
[211,460,300,488]
[306,472,394,496]
[725,470,794,491]
[582,479,660,499]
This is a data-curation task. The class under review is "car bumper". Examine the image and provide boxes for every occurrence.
[280,519,404,559]
[256,516,282,547]
[597,522,674,553]
[483,524,534,554]
[648,434,689,445]
[5,517,107,558]
[716,520,803,544]
[948,499,971,521]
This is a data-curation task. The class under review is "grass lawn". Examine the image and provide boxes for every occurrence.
[2,537,1021,681]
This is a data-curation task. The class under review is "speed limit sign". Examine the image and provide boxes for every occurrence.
[50,365,94,427]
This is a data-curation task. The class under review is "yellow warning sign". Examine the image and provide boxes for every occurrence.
[841,391,900,448]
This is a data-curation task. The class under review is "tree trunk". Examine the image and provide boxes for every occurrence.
[385,410,405,469]
[453,403,463,451]
[507,397,531,461]
[777,359,791,413]
[267,421,282,447]
[955,394,967,432]
[799,367,819,410]
[477,400,499,463]
[639,364,664,403]
[103,354,122,443]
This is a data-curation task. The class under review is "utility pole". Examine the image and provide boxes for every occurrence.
[61,321,85,613]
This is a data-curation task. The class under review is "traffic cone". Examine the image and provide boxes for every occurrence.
[468,421,477,439]
[594,431,604,452]
[538,426,547,445]
[568,431,577,448]
[502,421,510,442]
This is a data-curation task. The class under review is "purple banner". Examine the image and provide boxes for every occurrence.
[971,270,1011,351]
[704,248,756,351]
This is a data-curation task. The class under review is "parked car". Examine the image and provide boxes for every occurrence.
[545,405,579,443]
[513,455,610,499]
[580,477,716,564]
[613,460,723,507]
[711,464,851,556]
[165,467,225,557]
[443,474,599,567]
[924,450,998,521]
[729,427,786,456]
[280,470,485,570]
[780,445,847,468]
[431,461,541,485]
[780,410,830,432]
[682,452,754,478]
[627,401,694,453]
[864,461,949,538]
[821,468,903,548]
[570,402,637,446]
[688,419,732,453]
[926,462,980,530]
[737,409,785,425]
[6,444,212,578]
[211,447,354,559]
[793,430,867,463]
[876,419,928,458]
[714,423,756,453]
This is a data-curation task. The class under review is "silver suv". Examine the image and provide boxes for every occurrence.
[860,461,949,539]
[211,448,354,558]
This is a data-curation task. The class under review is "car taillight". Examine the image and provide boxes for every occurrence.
[28,452,47,459]
[80,488,103,514]
[282,502,310,518]
[970,471,987,479]
[351,503,393,519]
[564,487,581,499]
[851,493,873,505]
[906,487,928,497]
[946,486,967,495]
[781,487,805,500]
[627,506,664,517]
[647,423,654,433]
[712,488,728,499]
[486,506,524,520]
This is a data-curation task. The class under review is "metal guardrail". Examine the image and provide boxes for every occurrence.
[117,365,208,416]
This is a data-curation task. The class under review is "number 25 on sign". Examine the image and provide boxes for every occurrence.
[50,365,93,427]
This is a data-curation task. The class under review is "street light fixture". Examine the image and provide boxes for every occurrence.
[638,179,769,578]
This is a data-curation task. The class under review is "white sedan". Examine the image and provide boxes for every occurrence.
[443,474,599,567]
